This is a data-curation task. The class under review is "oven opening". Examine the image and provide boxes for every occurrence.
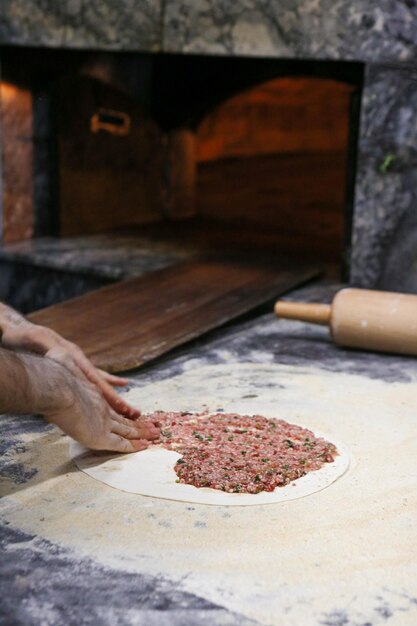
[0,48,363,290]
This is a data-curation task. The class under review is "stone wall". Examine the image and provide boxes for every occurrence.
[1,1,416,63]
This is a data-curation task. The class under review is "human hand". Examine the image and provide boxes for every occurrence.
[0,311,139,418]
[44,369,159,453]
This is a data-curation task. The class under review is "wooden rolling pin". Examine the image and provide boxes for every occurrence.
[275,288,417,356]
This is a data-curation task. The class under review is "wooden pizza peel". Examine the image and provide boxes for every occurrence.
[29,256,320,372]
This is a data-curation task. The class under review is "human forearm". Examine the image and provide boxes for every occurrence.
[0,346,72,415]
[0,346,159,452]
[0,301,48,354]
[0,301,139,418]
[0,302,25,330]
[0,302,28,342]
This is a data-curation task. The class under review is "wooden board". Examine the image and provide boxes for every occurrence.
[29,258,319,372]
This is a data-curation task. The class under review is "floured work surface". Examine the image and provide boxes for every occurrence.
[28,257,318,372]
[2,362,417,626]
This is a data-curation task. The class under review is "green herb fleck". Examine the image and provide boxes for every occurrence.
[284,439,294,448]
[379,153,396,174]
[254,474,261,482]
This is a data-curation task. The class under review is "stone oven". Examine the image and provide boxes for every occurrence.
[0,1,416,309]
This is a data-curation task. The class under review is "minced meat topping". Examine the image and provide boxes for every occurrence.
[147,411,337,494]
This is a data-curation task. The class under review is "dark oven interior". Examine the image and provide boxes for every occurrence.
[0,47,363,277]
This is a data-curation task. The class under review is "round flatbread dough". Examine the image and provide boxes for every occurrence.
[69,366,350,505]
[70,435,350,506]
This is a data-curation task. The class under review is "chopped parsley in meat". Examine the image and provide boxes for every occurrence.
[145,411,337,494]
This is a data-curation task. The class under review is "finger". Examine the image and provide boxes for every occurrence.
[100,434,148,453]
[111,420,143,440]
[111,415,159,438]
[97,369,129,387]
[49,339,138,417]
[100,380,140,418]
[130,439,149,452]
[68,350,140,418]
[138,419,160,439]
[111,416,159,440]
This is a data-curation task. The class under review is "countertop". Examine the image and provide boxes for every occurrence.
[1,283,417,626]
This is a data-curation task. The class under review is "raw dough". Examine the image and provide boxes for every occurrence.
[70,380,350,506]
